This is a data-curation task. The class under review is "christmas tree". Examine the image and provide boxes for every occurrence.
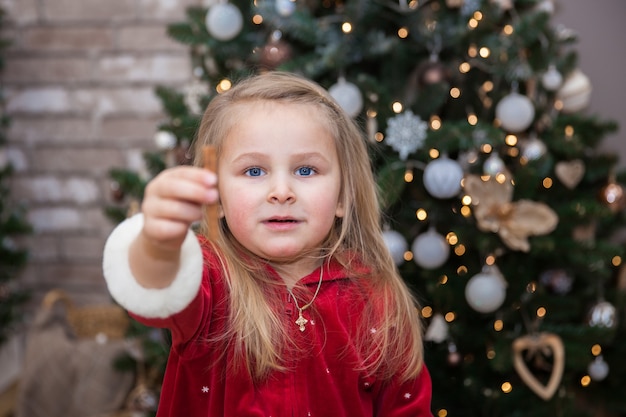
[107,1,626,415]
[0,7,31,346]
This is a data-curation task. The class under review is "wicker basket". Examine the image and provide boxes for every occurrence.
[42,289,130,340]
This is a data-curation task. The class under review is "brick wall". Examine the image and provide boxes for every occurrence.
[2,0,200,309]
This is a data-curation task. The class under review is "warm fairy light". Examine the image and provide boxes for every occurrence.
[416,208,428,221]
[494,319,504,331]
[554,99,564,111]
[481,143,493,153]
[505,134,517,146]
[508,147,519,157]
[495,173,507,183]
[468,44,478,57]
[501,382,513,394]
[430,115,442,130]
[462,195,472,205]
[252,14,263,24]
[450,87,461,98]
[591,344,602,356]
[392,101,403,113]
[503,24,514,35]
[444,312,456,322]
[404,168,414,182]
[485,255,496,265]
[374,132,384,142]
[408,0,418,8]
[460,205,471,217]
[612,255,622,266]
[342,22,353,33]
[467,113,478,125]
[543,177,553,188]
[439,275,448,284]
[403,251,413,262]
[429,148,440,159]
[537,307,547,318]
[483,80,494,92]
[367,109,377,118]
[421,306,433,318]
[457,265,468,275]
[565,125,575,137]
[446,232,458,245]
[216,78,232,93]
[486,348,496,359]
[479,47,490,58]
[454,244,466,256]
[459,62,471,73]
[581,375,591,387]
[468,18,479,29]
[437,409,448,417]
[527,282,537,294]
[480,174,491,181]
[398,27,409,38]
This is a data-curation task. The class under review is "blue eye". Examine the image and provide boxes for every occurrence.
[296,166,315,176]
[245,167,264,177]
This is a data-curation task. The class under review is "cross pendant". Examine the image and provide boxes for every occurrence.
[295,311,308,332]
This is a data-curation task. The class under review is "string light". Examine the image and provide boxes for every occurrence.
[503,24,514,35]
[493,319,504,331]
[581,375,591,387]
[459,62,471,73]
[479,47,490,58]
[415,208,428,221]
[501,382,513,394]
[392,101,403,113]
[612,256,621,267]
[397,27,409,38]
[403,251,413,262]
[444,312,456,322]
[421,306,433,318]
[543,177,553,188]
[505,134,517,146]
[404,167,414,182]
[252,14,263,24]
[450,87,461,99]
[216,78,232,93]
[454,244,466,256]
[342,22,353,33]
[446,232,459,245]
[429,148,440,158]
[430,115,442,130]
[591,344,602,356]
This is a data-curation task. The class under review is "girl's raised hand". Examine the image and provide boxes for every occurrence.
[140,165,218,250]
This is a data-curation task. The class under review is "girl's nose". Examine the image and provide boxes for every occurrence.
[267,175,296,203]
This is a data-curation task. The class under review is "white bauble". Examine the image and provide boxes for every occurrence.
[328,77,363,118]
[424,314,449,343]
[205,2,243,41]
[412,229,450,270]
[275,0,296,16]
[556,69,592,113]
[154,130,177,150]
[587,300,618,329]
[495,92,535,133]
[521,136,547,161]
[423,156,464,199]
[382,229,408,266]
[465,266,507,313]
[483,153,506,175]
[588,356,609,381]
[541,65,563,91]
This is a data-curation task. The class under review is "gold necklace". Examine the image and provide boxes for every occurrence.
[287,267,324,332]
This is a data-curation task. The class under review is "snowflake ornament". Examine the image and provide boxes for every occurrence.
[385,110,428,160]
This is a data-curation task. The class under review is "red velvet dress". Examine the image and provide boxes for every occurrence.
[130,236,433,417]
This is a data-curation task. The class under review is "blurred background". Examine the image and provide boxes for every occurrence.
[1,0,625,416]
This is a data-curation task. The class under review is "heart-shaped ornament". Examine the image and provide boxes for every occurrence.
[555,159,585,189]
[512,332,565,401]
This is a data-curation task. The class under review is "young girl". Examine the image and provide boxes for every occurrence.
[103,72,432,416]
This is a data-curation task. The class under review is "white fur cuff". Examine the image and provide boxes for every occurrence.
[102,213,204,319]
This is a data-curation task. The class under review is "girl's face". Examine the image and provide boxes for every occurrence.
[218,101,344,276]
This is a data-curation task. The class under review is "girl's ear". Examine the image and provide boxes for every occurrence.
[335,202,345,218]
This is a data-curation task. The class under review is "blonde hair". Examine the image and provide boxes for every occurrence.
[193,71,423,382]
